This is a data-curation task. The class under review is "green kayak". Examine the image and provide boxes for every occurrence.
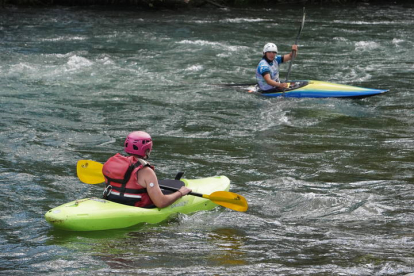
[45,176,230,231]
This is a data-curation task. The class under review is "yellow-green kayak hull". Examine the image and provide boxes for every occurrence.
[45,176,230,231]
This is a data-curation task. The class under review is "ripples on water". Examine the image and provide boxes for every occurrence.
[0,4,413,275]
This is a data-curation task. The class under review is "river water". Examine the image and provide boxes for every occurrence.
[1,3,413,275]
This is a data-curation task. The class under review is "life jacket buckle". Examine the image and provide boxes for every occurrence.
[103,185,112,199]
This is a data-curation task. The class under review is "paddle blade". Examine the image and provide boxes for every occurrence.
[207,191,248,212]
[77,160,105,184]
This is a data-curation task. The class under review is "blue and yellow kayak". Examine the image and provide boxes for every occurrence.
[45,176,230,231]
[249,80,388,98]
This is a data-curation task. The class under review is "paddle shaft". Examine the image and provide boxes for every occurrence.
[285,7,306,82]
[159,184,205,198]
[214,83,256,87]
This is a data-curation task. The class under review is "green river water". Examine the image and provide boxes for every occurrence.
[0,3,413,275]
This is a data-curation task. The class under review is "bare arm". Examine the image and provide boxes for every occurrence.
[264,74,289,89]
[138,167,191,208]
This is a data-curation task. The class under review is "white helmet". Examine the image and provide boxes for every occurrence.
[263,43,278,54]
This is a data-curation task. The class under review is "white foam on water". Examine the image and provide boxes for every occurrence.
[333,20,396,25]
[177,39,248,52]
[65,55,93,71]
[184,65,203,72]
[42,36,87,42]
[355,41,381,51]
[219,18,270,23]
[392,38,404,46]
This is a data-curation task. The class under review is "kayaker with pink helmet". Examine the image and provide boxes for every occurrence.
[256,42,298,92]
[102,131,191,208]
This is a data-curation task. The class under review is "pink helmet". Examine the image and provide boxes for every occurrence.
[124,131,153,158]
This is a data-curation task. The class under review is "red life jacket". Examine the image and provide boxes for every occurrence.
[102,153,154,207]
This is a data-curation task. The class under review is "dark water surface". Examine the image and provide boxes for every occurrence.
[1,4,413,275]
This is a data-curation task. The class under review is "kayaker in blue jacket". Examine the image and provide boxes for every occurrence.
[102,131,192,208]
[256,43,298,92]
